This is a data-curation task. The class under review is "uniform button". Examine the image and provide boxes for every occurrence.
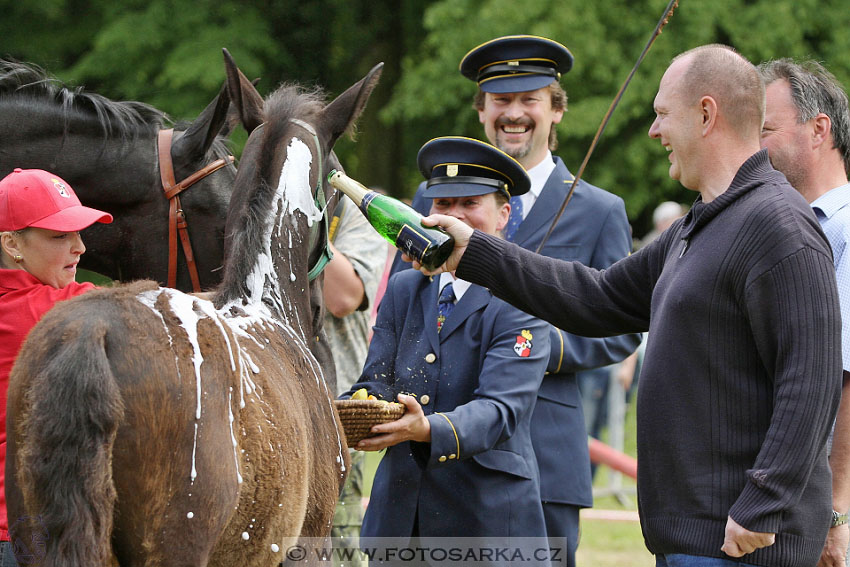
[449,454,456,460]
[420,394,431,405]
[424,353,436,363]
[438,455,447,462]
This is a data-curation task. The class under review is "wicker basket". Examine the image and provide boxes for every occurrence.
[334,399,405,446]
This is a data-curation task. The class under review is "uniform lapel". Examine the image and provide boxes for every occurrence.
[438,284,491,342]
[420,276,441,354]
[513,156,572,246]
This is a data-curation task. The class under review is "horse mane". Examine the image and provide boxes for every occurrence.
[0,59,169,142]
[218,84,326,304]
[0,60,233,163]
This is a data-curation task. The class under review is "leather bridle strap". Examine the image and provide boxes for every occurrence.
[157,128,235,291]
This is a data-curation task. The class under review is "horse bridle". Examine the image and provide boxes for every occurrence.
[157,128,235,292]
[289,118,334,281]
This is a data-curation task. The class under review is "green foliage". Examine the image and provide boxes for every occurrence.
[64,1,278,118]
[2,0,850,236]
[383,0,850,236]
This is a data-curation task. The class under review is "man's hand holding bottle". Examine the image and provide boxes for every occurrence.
[403,214,474,275]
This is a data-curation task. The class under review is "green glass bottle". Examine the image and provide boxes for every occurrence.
[328,169,454,271]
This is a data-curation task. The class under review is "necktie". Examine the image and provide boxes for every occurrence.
[437,282,456,333]
[504,195,524,242]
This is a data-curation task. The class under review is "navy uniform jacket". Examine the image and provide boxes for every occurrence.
[348,269,549,537]
[390,156,640,507]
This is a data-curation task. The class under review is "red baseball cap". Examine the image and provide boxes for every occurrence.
[0,168,113,232]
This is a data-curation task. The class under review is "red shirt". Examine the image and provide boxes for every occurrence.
[0,269,94,539]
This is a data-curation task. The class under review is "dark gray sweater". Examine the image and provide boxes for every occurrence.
[457,150,842,567]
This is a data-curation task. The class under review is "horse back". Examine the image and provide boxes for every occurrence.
[8,281,346,566]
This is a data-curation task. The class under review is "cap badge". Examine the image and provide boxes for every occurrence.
[51,178,70,198]
[508,60,519,66]
[446,164,458,177]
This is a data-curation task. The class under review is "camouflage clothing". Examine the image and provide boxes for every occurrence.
[325,198,387,394]
[325,197,387,566]
[331,451,367,566]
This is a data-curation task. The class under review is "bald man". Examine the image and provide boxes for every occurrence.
[412,44,843,567]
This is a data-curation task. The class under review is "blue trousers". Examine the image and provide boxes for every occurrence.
[542,502,579,567]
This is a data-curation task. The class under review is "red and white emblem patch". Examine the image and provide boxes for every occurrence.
[51,177,70,198]
[513,329,533,357]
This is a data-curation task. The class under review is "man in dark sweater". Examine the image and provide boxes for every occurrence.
[408,45,843,567]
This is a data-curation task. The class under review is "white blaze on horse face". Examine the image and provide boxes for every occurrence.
[278,137,323,227]
[241,137,319,336]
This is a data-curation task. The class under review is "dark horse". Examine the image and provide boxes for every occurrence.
[0,59,238,291]
[5,51,382,566]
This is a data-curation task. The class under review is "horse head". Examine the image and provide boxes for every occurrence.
[0,59,240,291]
[215,50,382,346]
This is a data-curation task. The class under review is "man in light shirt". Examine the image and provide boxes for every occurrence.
[759,57,850,567]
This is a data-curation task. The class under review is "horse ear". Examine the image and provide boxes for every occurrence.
[319,62,383,148]
[221,78,262,137]
[171,82,230,163]
[223,48,264,133]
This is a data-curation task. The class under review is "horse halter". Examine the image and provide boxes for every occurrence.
[157,129,235,292]
[289,118,334,281]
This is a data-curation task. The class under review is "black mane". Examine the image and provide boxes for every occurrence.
[0,59,167,140]
[0,59,234,162]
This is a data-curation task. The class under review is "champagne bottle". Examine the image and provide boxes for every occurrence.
[328,169,454,271]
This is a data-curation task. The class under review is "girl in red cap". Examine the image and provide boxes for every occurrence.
[0,168,112,566]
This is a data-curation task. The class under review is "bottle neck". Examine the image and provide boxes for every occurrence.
[328,171,370,206]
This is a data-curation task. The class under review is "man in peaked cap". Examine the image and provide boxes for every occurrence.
[390,35,641,566]
[343,137,552,555]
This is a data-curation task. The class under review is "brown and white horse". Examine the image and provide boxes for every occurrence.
[5,51,382,567]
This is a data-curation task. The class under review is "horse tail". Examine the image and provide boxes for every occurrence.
[16,316,124,567]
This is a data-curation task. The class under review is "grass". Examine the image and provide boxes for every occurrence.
[578,517,651,567]
[577,395,654,567]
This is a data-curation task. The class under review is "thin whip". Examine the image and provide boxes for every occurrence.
[535,0,680,254]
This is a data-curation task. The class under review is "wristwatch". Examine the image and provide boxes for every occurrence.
[832,509,849,527]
